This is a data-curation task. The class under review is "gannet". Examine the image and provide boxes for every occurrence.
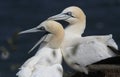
[16,20,64,77]
[47,6,119,74]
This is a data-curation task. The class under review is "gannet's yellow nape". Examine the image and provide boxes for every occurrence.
[43,20,64,49]
[48,6,86,35]
[16,20,64,77]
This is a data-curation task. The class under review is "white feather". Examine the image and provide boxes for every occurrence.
[17,20,64,77]
[61,30,118,74]
[31,64,63,77]
[16,47,62,77]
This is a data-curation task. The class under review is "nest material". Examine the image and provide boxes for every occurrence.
[88,64,120,77]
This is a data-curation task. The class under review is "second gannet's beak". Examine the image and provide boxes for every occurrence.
[19,27,41,35]
[48,13,71,21]
[19,26,49,37]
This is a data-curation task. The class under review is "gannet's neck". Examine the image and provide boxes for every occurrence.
[47,29,64,49]
[65,20,86,36]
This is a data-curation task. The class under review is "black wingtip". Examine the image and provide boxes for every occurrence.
[107,46,120,55]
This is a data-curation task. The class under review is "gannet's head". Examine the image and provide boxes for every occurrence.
[19,20,64,35]
[48,6,86,24]
[19,20,64,52]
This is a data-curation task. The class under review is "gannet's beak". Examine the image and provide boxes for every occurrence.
[19,27,49,53]
[19,27,41,35]
[48,13,71,20]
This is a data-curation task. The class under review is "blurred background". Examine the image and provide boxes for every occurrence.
[0,0,120,77]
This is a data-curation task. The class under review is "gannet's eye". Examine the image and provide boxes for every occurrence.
[37,27,45,30]
[64,12,74,17]
[65,12,72,16]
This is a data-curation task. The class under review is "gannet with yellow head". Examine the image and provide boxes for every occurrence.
[16,20,64,77]
[48,6,119,74]
[48,6,86,36]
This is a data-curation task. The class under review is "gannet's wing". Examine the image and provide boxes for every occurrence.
[64,39,116,69]
[16,56,40,77]
[85,34,118,50]
[16,66,32,77]
[107,46,120,55]
[85,34,120,55]
[31,64,63,77]
[21,56,40,68]
[93,56,120,64]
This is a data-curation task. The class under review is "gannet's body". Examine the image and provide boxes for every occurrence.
[48,6,119,74]
[16,20,64,77]
[17,47,62,77]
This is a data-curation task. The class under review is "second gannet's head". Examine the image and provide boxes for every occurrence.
[48,6,86,25]
[19,20,64,51]
[19,20,63,35]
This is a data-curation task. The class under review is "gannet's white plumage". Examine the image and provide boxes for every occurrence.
[48,6,119,74]
[16,20,64,77]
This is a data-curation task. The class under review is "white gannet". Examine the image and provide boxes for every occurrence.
[47,6,119,74]
[16,20,64,77]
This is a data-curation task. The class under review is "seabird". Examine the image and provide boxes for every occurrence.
[16,20,64,77]
[48,6,119,74]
